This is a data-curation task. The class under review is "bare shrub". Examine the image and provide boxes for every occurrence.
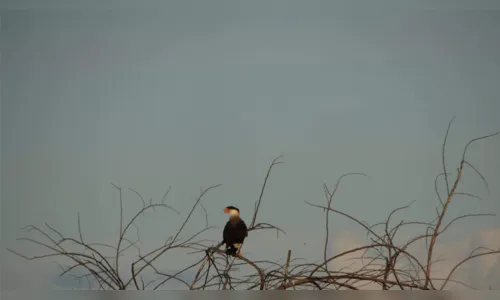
[7,119,499,290]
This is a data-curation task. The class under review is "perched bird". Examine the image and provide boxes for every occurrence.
[222,206,248,257]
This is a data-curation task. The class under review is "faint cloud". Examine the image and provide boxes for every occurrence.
[329,228,500,290]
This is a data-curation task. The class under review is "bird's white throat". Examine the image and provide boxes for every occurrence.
[228,209,239,218]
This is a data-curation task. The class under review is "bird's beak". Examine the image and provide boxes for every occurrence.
[224,207,229,213]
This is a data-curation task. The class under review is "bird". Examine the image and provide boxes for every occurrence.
[222,205,248,257]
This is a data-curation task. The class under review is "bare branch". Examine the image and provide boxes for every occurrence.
[442,116,455,195]
[250,155,284,228]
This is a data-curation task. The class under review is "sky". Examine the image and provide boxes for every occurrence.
[2,3,500,292]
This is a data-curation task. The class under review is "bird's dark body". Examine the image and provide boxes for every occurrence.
[223,217,248,256]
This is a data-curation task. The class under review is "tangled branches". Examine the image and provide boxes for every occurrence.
[7,119,500,290]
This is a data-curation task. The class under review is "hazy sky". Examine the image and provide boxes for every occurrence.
[2,4,500,291]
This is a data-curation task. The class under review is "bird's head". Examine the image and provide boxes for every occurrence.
[224,206,240,218]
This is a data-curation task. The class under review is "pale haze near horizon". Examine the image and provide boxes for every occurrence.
[2,6,500,290]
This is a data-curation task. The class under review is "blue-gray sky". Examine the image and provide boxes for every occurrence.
[2,5,500,291]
